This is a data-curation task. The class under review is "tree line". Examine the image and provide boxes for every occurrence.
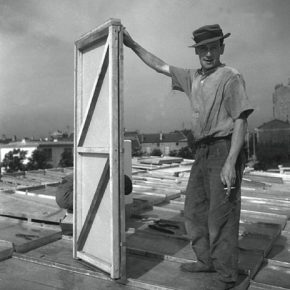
[1,148,73,173]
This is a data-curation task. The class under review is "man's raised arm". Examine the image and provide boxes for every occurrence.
[123,29,171,77]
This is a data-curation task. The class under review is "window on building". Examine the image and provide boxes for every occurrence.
[176,142,179,146]
[157,143,160,147]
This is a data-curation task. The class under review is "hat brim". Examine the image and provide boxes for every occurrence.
[189,33,231,48]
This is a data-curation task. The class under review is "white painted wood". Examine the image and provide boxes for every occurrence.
[74,19,124,279]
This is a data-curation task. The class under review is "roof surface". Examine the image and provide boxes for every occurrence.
[256,119,290,130]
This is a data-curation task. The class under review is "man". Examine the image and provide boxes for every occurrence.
[56,173,133,212]
[123,24,253,289]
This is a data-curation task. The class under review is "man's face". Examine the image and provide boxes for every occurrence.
[195,40,225,72]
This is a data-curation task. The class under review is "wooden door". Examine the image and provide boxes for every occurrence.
[73,19,125,279]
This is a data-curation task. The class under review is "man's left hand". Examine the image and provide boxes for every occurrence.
[220,161,236,196]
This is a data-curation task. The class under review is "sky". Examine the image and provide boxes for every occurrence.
[1,0,290,139]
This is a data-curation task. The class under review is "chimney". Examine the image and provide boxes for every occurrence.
[141,134,144,142]
[160,132,163,141]
[2,134,6,140]
[12,135,17,142]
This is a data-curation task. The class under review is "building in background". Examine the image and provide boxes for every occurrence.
[273,83,290,122]
[136,132,188,156]
[255,119,290,144]
[0,139,73,168]
[124,131,142,156]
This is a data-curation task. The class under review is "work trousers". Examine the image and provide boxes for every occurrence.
[184,140,246,283]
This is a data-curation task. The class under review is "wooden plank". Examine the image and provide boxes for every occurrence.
[75,18,121,50]
[253,259,290,289]
[242,196,290,208]
[74,20,124,279]
[74,30,82,259]
[241,197,290,218]
[284,221,290,232]
[127,253,250,290]
[240,210,287,229]
[239,221,281,240]
[0,256,137,290]
[133,176,188,187]
[77,251,111,273]
[133,184,181,194]
[139,157,184,165]
[0,184,19,192]
[153,203,288,228]
[118,25,126,280]
[153,204,183,214]
[0,191,66,223]
[266,231,290,263]
[0,217,62,253]
[25,173,61,183]
[153,167,192,176]
[13,252,108,280]
[239,233,274,256]
[77,41,109,147]
[244,173,284,184]
[238,249,264,279]
[20,238,90,270]
[77,147,110,154]
[132,208,185,224]
[17,185,58,197]
[126,231,262,279]
[132,163,162,171]
[137,172,183,181]
[0,240,13,261]
[77,158,109,251]
[1,176,41,186]
[242,187,290,201]
[109,24,123,279]
[133,190,167,198]
[132,192,166,207]
[0,276,60,290]
[126,231,194,261]
[249,281,290,289]
[242,178,269,189]
[133,180,187,191]
[60,212,73,233]
[13,191,58,208]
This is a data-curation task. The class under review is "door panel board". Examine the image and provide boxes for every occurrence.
[74,19,124,279]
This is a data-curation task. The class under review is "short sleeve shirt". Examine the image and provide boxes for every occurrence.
[170,64,254,142]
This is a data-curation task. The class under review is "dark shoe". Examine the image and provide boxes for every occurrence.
[180,262,215,273]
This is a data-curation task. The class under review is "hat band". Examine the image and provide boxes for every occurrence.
[194,30,223,44]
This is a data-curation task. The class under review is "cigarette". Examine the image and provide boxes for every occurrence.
[224,187,235,190]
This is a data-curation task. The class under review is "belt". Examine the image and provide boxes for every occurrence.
[195,135,232,149]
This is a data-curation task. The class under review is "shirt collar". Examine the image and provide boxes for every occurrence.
[197,63,225,77]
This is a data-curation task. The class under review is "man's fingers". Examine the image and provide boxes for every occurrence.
[226,187,231,196]
[224,179,230,196]
[220,173,226,185]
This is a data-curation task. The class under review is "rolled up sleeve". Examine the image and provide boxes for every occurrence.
[170,66,193,96]
[224,74,254,120]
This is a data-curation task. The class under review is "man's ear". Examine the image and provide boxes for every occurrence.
[221,44,225,55]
